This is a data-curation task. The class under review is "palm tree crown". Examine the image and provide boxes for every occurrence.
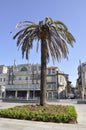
[13,17,75,62]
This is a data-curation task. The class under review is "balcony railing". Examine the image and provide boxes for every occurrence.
[5,85,40,90]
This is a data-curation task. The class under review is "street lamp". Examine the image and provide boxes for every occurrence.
[82,71,85,100]
[32,64,35,99]
[1,86,5,98]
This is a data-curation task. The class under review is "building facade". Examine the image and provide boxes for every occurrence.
[0,63,70,101]
[77,62,86,99]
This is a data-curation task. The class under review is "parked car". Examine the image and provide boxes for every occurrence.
[68,93,75,99]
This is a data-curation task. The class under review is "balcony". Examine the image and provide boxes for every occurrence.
[47,77,56,83]
[5,84,40,91]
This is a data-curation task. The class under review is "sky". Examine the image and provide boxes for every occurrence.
[0,0,86,86]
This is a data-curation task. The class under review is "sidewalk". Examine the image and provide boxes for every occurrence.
[0,118,86,130]
[74,104,86,125]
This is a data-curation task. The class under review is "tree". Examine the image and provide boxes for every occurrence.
[13,17,75,106]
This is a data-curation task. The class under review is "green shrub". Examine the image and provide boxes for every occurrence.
[64,105,77,123]
[0,105,77,123]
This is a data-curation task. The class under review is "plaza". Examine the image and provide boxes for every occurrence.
[0,99,86,130]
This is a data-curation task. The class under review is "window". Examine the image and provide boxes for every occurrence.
[25,77,28,80]
[20,67,28,71]
[38,74,41,79]
[52,69,55,74]
[38,66,41,71]
[48,69,51,75]
[0,78,2,82]
[3,78,6,81]
[47,84,51,89]
[19,77,21,80]
[52,84,56,90]
[52,76,56,82]
[59,76,64,85]
[60,76,63,82]
[13,76,16,80]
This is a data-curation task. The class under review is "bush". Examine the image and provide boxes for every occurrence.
[0,105,77,123]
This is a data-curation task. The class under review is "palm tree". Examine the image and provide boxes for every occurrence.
[13,17,75,106]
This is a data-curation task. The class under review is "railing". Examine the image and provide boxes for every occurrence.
[5,85,40,90]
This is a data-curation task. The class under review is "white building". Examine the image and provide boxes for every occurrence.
[0,63,70,101]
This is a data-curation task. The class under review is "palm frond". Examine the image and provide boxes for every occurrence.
[16,20,36,28]
[13,17,75,60]
[55,21,68,31]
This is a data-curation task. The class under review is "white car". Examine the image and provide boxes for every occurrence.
[68,93,75,99]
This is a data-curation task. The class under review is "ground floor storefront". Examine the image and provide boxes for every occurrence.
[2,90,58,101]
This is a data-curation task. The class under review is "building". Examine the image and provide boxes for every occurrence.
[57,69,69,99]
[77,62,86,99]
[0,63,70,101]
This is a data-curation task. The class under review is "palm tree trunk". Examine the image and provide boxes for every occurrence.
[40,40,47,106]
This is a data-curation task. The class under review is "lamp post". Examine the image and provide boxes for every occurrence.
[79,61,85,100]
[1,86,5,98]
[82,71,85,100]
[56,69,59,99]
[32,64,35,99]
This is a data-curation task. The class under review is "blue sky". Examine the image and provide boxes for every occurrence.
[0,0,86,86]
